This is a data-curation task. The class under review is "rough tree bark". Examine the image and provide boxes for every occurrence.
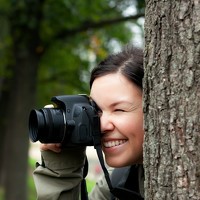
[143,0,200,199]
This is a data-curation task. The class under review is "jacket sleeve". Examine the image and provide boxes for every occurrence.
[33,147,86,200]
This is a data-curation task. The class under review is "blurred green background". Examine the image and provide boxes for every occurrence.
[0,0,144,199]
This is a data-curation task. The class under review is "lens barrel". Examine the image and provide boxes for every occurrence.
[29,108,66,143]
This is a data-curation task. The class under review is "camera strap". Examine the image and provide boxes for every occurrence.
[81,157,89,200]
[95,145,113,190]
[91,115,113,191]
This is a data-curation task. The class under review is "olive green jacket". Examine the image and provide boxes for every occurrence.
[33,147,111,200]
[33,147,144,200]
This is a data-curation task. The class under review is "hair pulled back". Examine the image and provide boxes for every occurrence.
[90,45,144,90]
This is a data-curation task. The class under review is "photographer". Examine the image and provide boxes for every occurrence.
[33,45,144,200]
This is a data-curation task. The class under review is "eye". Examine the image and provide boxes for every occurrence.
[114,109,125,112]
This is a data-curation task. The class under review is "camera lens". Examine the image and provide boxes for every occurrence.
[29,110,45,142]
[29,108,66,143]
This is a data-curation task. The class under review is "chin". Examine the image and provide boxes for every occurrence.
[106,156,143,168]
[105,158,129,168]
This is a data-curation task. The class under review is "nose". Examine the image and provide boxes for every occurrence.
[100,112,114,134]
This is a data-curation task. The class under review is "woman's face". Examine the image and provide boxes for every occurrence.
[90,73,144,167]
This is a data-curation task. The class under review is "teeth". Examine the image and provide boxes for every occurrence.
[103,140,126,148]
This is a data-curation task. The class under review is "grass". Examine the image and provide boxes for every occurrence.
[0,187,4,199]
[28,158,37,200]
[0,158,96,200]
[86,178,96,193]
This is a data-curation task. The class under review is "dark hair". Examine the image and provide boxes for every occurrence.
[89,45,144,90]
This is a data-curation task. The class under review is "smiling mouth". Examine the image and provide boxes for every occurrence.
[103,140,127,148]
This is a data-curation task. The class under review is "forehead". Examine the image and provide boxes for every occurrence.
[90,73,142,104]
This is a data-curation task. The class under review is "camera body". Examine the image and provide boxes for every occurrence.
[29,95,101,146]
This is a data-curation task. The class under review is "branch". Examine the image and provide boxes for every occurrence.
[55,13,144,39]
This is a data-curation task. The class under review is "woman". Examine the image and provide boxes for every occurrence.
[33,45,144,200]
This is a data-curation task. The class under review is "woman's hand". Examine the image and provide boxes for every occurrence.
[40,143,62,153]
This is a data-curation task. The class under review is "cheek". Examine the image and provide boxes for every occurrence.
[116,114,144,138]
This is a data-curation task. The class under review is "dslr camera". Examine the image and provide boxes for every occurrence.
[28,95,101,146]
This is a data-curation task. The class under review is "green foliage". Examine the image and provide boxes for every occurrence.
[36,0,144,106]
[0,1,144,199]
[0,0,145,107]
[41,0,123,38]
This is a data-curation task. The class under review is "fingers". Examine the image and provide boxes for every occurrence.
[40,143,62,153]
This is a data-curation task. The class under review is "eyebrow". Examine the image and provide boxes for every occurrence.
[89,96,136,110]
[90,96,131,104]
[110,100,134,107]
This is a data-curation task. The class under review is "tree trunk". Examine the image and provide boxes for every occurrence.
[143,0,200,199]
[0,1,44,199]
[0,74,11,185]
[3,54,39,200]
